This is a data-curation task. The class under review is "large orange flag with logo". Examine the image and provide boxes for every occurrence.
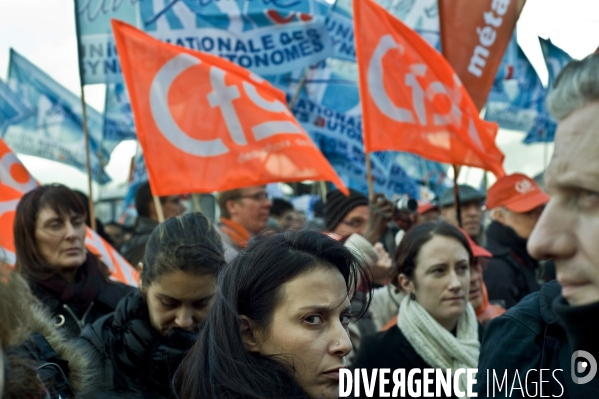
[354,0,505,178]
[0,139,138,286]
[111,20,349,196]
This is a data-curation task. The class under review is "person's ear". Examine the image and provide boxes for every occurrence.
[398,273,414,295]
[239,315,261,353]
[226,199,238,217]
[137,262,145,292]
[492,208,506,224]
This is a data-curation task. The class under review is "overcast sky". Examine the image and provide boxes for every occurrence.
[0,0,598,197]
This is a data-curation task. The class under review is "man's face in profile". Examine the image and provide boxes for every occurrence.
[528,102,599,306]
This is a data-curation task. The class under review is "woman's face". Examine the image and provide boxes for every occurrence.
[252,266,352,399]
[400,235,471,331]
[34,207,86,270]
[145,270,216,336]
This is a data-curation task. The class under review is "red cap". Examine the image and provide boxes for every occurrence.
[417,201,438,215]
[458,227,491,258]
[486,173,550,213]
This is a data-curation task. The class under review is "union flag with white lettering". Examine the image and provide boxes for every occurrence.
[354,0,505,177]
[111,20,348,195]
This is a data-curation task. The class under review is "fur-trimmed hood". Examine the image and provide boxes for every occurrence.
[28,303,95,395]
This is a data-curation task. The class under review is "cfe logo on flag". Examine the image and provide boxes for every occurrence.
[354,0,505,177]
[111,20,348,196]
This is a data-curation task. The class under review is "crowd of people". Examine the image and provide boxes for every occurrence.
[1,54,598,399]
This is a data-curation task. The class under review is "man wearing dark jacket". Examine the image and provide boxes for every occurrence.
[476,55,599,398]
[483,173,550,309]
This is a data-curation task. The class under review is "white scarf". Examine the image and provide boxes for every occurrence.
[397,295,480,398]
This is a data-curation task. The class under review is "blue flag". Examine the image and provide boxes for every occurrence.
[104,83,136,142]
[539,37,573,88]
[0,78,31,134]
[75,0,336,84]
[485,42,556,144]
[3,50,111,183]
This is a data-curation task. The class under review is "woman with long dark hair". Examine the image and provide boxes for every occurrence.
[80,212,225,398]
[14,184,134,337]
[175,230,371,399]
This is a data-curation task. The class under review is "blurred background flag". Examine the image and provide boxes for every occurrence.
[3,49,112,183]
[0,78,31,134]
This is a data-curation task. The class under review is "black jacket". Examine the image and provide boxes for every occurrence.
[121,217,159,266]
[484,221,541,309]
[351,324,485,398]
[476,280,599,398]
[29,275,134,338]
[79,291,197,399]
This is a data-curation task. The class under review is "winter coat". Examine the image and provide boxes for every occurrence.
[29,262,135,338]
[78,291,197,399]
[351,324,485,398]
[121,216,159,266]
[15,304,93,399]
[484,221,542,309]
[475,280,599,398]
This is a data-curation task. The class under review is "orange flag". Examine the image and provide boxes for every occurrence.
[438,0,525,110]
[111,20,349,196]
[0,138,38,193]
[354,0,505,178]
[0,183,22,265]
[0,142,138,286]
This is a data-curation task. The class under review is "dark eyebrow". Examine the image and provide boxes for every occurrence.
[156,293,215,302]
[297,304,352,314]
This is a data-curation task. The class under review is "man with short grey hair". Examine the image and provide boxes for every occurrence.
[476,55,599,396]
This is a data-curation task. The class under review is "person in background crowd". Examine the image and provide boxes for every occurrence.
[121,181,186,266]
[103,222,125,251]
[80,213,225,399]
[416,201,440,224]
[175,230,371,399]
[439,185,486,244]
[216,185,272,261]
[73,190,113,246]
[477,55,599,397]
[14,184,135,338]
[378,226,504,331]
[483,173,550,309]
[0,264,92,399]
[352,222,482,398]
[269,198,307,232]
[323,189,393,354]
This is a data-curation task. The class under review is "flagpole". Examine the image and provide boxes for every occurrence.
[287,0,339,111]
[153,195,165,223]
[192,194,202,213]
[73,0,97,232]
[452,165,462,228]
[366,152,375,201]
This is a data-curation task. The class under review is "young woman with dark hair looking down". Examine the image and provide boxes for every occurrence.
[175,230,372,399]
[79,212,225,398]
[14,184,134,337]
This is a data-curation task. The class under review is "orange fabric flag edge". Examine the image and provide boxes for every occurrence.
[110,19,349,196]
